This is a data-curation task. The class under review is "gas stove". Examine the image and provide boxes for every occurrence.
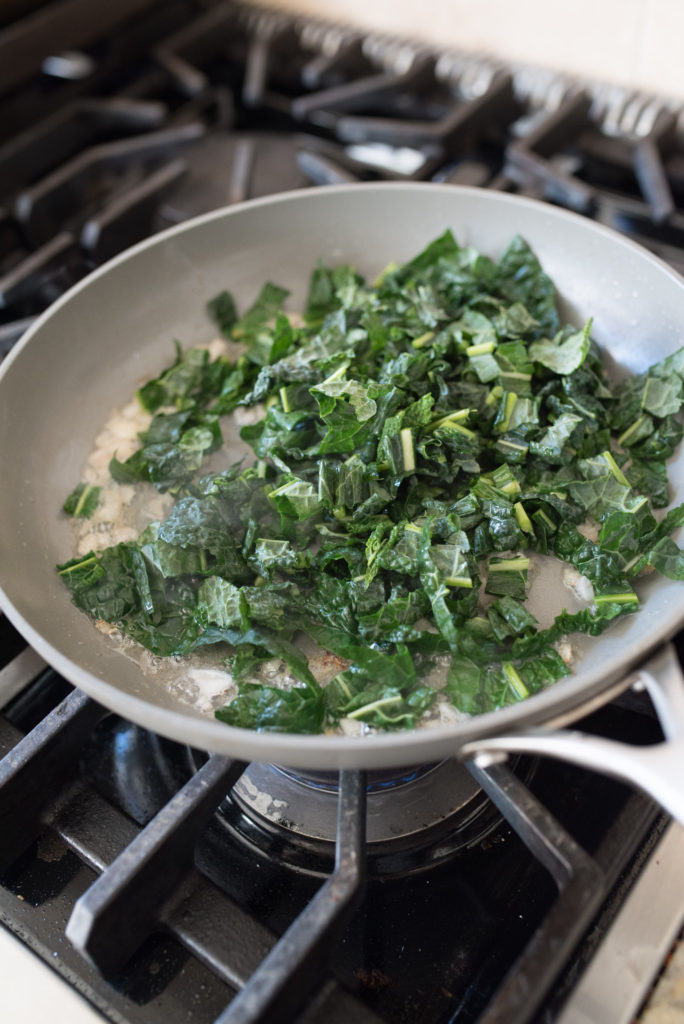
[3,3,684,1022]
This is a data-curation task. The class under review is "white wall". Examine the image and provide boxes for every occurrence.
[251,0,684,100]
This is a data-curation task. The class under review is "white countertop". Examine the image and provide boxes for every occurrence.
[0,926,102,1024]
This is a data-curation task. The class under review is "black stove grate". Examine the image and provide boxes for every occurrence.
[3,0,684,352]
[0,619,666,1023]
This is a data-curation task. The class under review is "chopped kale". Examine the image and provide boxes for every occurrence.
[207,290,238,337]
[57,232,684,735]
[63,483,100,518]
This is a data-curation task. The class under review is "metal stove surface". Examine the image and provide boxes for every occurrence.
[3,2,684,1022]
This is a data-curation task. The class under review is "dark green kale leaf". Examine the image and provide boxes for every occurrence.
[486,595,538,642]
[232,282,290,340]
[446,649,568,714]
[196,576,242,628]
[392,228,461,281]
[305,264,365,323]
[485,555,529,600]
[626,459,669,508]
[63,483,100,518]
[216,683,324,733]
[529,321,592,376]
[417,524,462,651]
[495,235,559,337]
[639,538,684,580]
[57,551,106,590]
[113,345,237,492]
[207,290,238,337]
[356,587,429,642]
[58,543,202,656]
[136,346,211,413]
[324,644,436,729]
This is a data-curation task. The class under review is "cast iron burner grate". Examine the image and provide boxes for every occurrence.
[0,615,667,1023]
[3,1,684,354]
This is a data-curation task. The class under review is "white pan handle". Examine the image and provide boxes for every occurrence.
[461,643,684,825]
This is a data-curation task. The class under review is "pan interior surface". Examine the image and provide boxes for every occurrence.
[1,183,683,769]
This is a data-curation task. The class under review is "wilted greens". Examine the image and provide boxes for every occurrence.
[58,230,684,734]
[63,483,101,518]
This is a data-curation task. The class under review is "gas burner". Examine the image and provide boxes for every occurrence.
[225,759,508,871]
[78,713,512,875]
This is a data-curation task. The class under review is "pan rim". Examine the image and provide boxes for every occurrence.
[1,181,683,768]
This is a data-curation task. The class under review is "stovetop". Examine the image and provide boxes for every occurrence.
[0,610,676,1024]
[3,3,684,1023]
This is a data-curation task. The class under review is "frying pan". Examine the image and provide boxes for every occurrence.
[2,182,684,820]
